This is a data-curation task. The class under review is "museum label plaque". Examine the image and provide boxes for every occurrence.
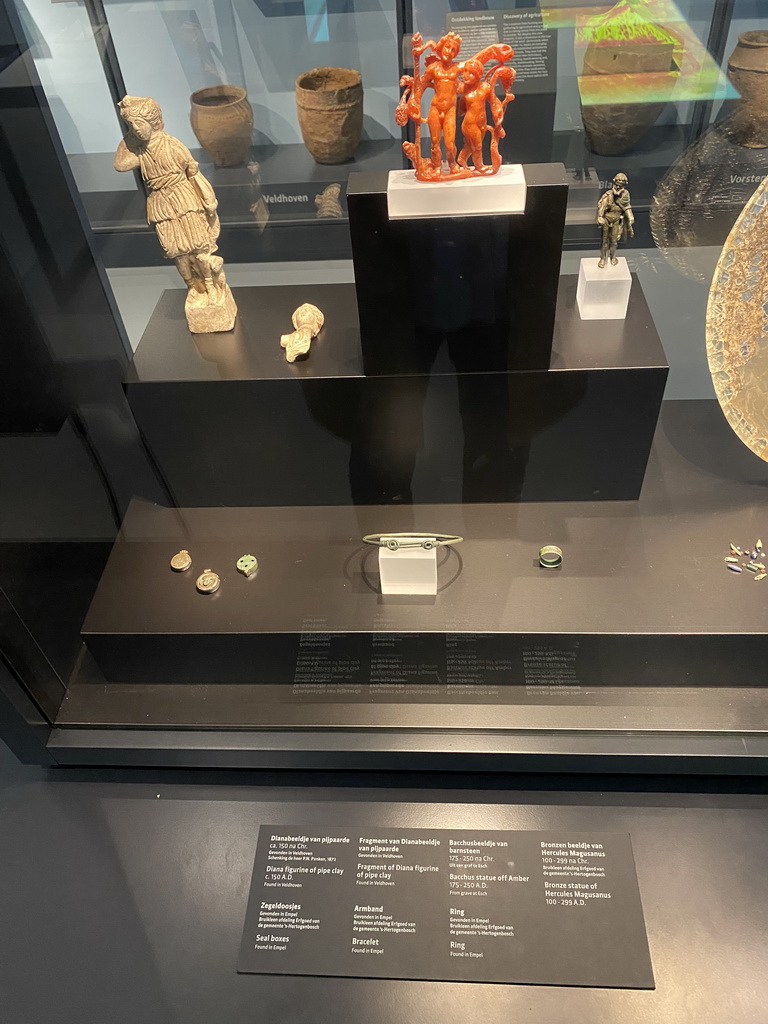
[238,826,654,988]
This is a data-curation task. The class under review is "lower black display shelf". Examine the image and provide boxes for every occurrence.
[82,399,768,690]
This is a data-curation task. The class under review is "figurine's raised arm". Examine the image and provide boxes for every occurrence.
[411,31,439,58]
[114,136,140,172]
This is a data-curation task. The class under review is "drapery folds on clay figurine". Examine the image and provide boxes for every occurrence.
[596,172,634,267]
[114,95,237,333]
[395,31,516,181]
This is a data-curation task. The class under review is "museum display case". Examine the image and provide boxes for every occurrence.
[1,0,768,771]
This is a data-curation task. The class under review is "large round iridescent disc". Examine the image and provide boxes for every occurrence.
[706,173,768,461]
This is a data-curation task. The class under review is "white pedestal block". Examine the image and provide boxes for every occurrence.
[576,257,631,320]
[378,541,437,595]
[386,165,527,221]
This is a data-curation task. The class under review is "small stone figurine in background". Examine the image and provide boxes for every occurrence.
[280,303,324,362]
[315,183,343,219]
[114,95,237,333]
[596,172,634,267]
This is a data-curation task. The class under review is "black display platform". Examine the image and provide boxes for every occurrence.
[347,164,569,375]
[124,278,667,506]
[82,486,768,688]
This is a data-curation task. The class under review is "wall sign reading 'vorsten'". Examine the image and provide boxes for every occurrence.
[238,826,654,988]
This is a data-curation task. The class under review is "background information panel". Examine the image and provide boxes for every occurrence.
[238,826,654,988]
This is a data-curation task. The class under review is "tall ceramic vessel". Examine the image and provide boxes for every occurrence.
[190,85,253,167]
[295,67,363,164]
[577,0,679,155]
[726,30,768,149]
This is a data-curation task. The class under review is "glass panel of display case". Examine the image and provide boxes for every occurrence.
[2,0,768,769]
[15,0,404,270]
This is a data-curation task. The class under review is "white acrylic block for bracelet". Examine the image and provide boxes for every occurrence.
[378,541,437,595]
[386,164,527,220]
[576,257,631,320]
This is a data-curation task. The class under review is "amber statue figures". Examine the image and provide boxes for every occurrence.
[596,173,634,267]
[396,32,515,181]
[114,95,237,333]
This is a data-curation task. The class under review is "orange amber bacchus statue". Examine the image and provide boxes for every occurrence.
[396,31,516,181]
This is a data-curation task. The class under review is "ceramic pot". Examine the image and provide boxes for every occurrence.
[581,99,667,155]
[190,85,253,167]
[583,38,676,77]
[726,30,768,149]
[580,35,670,154]
[295,67,362,164]
[578,3,676,155]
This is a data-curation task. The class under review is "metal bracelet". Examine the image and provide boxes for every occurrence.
[362,532,463,551]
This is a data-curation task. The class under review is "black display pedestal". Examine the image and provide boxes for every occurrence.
[82,495,768,687]
[124,279,667,506]
[347,164,569,375]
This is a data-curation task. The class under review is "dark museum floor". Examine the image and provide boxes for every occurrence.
[1,738,767,1023]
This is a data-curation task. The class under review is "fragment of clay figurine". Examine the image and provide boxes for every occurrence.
[114,95,237,333]
[280,303,324,362]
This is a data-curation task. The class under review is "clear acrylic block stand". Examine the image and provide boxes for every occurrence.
[386,165,527,220]
[378,540,438,595]
[577,257,631,320]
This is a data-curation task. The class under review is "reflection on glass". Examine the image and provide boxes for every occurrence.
[575,0,729,155]
[651,30,768,280]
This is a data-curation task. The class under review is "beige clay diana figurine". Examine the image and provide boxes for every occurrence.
[280,303,324,362]
[114,95,237,333]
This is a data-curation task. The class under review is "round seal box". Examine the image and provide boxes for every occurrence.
[236,554,259,577]
[170,549,192,572]
[196,569,221,594]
